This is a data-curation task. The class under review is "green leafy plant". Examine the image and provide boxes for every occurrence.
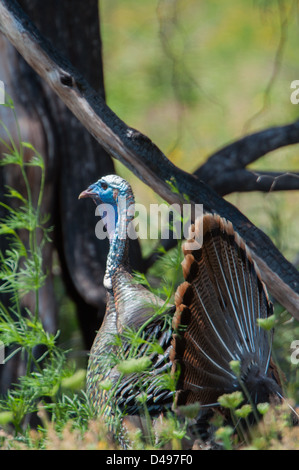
[0,99,90,443]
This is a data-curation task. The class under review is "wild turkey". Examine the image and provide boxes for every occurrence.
[79,174,282,443]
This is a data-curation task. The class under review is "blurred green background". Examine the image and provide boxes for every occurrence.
[100,0,299,260]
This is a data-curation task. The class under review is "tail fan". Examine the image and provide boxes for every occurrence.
[171,214,281,409]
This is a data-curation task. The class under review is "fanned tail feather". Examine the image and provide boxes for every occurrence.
[171,214,281,408]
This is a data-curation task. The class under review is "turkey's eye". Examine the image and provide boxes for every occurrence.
[101,182,108,190]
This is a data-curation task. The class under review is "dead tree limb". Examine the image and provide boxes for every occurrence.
[195,122,299,195]
[203,169,299,196]
[0,0,298,318]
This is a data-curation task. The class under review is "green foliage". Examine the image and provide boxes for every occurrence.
[117,357,152,375]
[0,101,92,446]
[218,391,244,410]
[257,314,276,331]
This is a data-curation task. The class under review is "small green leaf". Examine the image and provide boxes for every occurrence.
[177,402,201,419]
[98,379,113,391]
[218,391,244,409]
[135,392,148,404]
[117,357,152,375]
[257,402,270,415]
[21,141,35,151]
[25,153,44,169]
[235,404,252,419]
[215,426,234,450]
[2,95,14,109]
[0,151,22,166]
[4,186,27,203]
[257,315,276,331]
[229,360,241,377]
[61,369,86,391]
[0,411,14,426]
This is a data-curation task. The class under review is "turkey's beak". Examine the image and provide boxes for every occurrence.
[78,187,98,200]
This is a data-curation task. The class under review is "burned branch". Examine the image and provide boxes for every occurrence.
[195,121,299,195]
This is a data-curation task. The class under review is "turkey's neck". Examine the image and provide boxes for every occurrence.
[104,193,134,289]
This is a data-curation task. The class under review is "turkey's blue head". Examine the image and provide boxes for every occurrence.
[79,175,135,288]
[79,173,135,235]
[79,174,133,206]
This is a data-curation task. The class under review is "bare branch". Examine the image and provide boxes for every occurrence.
[0,0,298,318]
[195,122,299,185]
[210,169,299,196]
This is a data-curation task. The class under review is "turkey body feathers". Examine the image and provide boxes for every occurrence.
[172,214,281,408]
[86,264,175,416]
